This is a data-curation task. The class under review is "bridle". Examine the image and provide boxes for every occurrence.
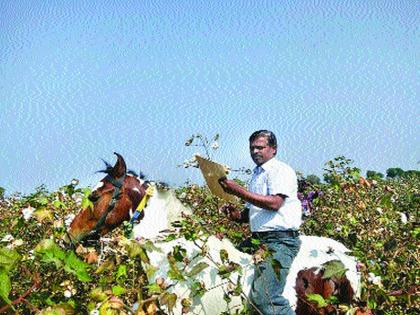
[87,173,127,237]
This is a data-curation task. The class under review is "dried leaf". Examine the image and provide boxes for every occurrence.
[85,251,98,264]
[96,257,115,274]
[160,292,177,312]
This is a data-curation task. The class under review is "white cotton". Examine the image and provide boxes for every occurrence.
[1,234,14,242]
[211,141,219,149]
[22,206,35,221]
[11,239,24,248]
[28,250,35,260]
[368,272,382,286]
[399,212,408,224]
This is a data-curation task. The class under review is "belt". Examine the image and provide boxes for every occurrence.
[252,230,299,238]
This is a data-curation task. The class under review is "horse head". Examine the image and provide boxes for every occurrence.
[68,153,147,243]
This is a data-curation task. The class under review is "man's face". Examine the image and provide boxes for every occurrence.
[249,136,276,166]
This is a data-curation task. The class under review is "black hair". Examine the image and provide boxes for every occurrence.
[249,130,277,149]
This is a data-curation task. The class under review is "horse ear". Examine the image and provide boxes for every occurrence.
[111,152,127,178]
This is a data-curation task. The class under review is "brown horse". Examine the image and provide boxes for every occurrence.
[68,152,148,243]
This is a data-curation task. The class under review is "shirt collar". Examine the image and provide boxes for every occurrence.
[253,157,276,173]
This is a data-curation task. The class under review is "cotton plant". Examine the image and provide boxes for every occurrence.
[181,133,221,168]
[181,133,251,178]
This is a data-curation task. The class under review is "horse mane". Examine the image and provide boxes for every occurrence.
[96,158,114,174]
[96,159,146,179]
[128,170,146,179]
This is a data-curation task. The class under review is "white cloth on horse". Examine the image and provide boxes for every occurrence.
[131,187,361,314]
[132,184,192,239]
[141,235,360,314]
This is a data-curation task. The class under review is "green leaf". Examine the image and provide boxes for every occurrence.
[0,247,21,272]
[250,238,261,245]
[38,196,49,206]
[146,283,162,294]
[219,249,229,263]
[172,245,187,262]
[325,222,334,234]
[53,200,66,209]
[38,306,67,315]
[223,292,232,303]
[168,268,185,281]
[411,227,420,239]
[90,288,108,302]
[190,281,206,298]
[144,264,158,279]
[380,194,392,208]
[63,251,92,282]
[306,293,327,308]
[167,254,185,281]
[322,260,348,279]
[35,239,65,267]
[367,298,377,309]
[116,264,127,280]
[33,208,53,222]
[125,241,150,263]
[35,239,91,282]
[112,285,126,296]
[186,262,209,277]
[0,271,12,304]
[142,240,162,252]
[349,169,361,180]
[217,262,240,279]
[165,234,177,241]
[233,276,243,296]
[81,197,93,211]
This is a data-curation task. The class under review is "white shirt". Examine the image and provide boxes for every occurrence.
[247,158,302,232]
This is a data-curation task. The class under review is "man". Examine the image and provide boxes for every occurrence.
[219,130,302,315]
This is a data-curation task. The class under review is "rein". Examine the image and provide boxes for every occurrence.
[88,174,126,236]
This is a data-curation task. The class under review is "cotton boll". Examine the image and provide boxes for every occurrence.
[399,212,408,224]
[22,206,35,221]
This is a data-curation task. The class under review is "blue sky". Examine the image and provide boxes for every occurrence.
[0,0,419,194]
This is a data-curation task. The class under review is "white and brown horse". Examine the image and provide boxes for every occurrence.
[68,153,360,315]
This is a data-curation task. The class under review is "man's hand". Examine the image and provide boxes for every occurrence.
[219,204,242,221]
[219,176,284,211]
[218,177,243,196]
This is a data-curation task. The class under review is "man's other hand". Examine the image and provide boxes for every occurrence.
[218,177,242,196]
[219,204,242,221]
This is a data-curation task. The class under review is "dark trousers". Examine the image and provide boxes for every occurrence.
[239,231,301,315]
